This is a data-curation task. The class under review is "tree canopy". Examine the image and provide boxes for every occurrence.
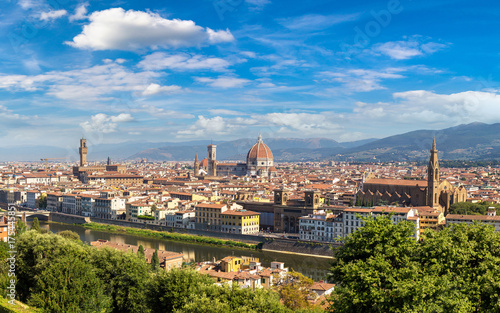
[328,215,500,313]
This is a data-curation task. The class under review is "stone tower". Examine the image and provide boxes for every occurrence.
[427,138,440,208]
[274,188,289,205]
[305,190,320,209]
[207,144,216,176]
[194,154,199,176]
[79,137,87,166]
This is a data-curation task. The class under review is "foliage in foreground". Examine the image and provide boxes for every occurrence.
[4,231,321,313]
[328,216,500,313]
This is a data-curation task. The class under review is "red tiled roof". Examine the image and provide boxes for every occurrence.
[247,137,273,160]
[364,178,428,187]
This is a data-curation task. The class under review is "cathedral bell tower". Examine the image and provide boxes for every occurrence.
[427,138,440,208]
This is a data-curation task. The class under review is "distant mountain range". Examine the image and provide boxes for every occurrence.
[335,122,500,162]
[4,122,500,162]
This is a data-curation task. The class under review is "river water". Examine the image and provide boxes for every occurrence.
[36,222,333,281]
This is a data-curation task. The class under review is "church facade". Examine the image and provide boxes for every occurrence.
[194,134,277,178]
[356,139,467,214]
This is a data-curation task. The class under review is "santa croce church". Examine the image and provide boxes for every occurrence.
[356,139,467,214]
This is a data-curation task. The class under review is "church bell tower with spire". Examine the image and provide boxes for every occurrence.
[427,138,440,208]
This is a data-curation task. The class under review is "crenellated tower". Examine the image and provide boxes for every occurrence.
[79,137,87,166]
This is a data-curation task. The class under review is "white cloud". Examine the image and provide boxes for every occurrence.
[195,76,250,88]
[0,105,31,120]
[177,115,256,137]
[348,90,500,133]
[139,52,230,71]
[39,9,67,21]
[0,61,168,101]
[109,113,134,122]
[245,0,270,10]
[66,8,234,51]
[80,113,133,133]
[69,3,89,22]
[320,68,405,92]
[278,13,360,31]
[177,112,343,139]
[18,0,40,9]
[141,83,181,96]
[260,112,342,135]
[373,38,447,60]
[207,28,234,44]
[208,109,245,116]
[131,104,194,119]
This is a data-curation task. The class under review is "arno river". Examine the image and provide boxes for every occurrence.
[36,222,333,281]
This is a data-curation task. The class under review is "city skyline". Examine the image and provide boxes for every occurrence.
[1,0,500,148]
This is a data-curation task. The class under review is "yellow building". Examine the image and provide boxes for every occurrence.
[220,256,243,272]
[416,206,445,232]
[221,210,260,234]
[194,203,228,231]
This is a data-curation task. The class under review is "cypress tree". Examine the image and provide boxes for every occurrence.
[31,217,41,233]
[151,249,160,271]
[137,245,145,259]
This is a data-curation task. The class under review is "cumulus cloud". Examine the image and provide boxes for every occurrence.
[195,76,250,88]
[39,9,67,21]
[373,38,447,60]
[349,90,500,134]
[141,83,181,96]
[177,115,256,137]
[138,52,230,71]
[80,113,133,133]
[69,3,89,21]
[66,8,234,51]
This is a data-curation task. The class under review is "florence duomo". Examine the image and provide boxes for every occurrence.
[193,134,278,178]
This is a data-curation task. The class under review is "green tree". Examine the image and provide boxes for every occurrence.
[151,249,160,271]
[150,204,158,213]
[30,217,41,233]
[28,256,112,313]
[179,283,289,313]
[56,230,81,242]
[15,231,91,302]
[274,271,315,310]
[137,245,145,259]
[16,220,27,236]
[327,216,500,313]
[90,247,150,313]
[37,194,47,209]
[147,268,214,313]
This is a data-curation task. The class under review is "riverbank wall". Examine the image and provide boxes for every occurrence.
[48,213,339,257]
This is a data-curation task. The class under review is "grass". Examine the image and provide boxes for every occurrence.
[82,223,262,250]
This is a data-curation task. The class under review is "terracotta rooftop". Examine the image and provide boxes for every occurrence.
[364,178,428,187]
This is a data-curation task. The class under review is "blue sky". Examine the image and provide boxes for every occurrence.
[1,0,500,149]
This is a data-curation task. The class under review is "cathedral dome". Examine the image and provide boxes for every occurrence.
[247,134,273,161]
